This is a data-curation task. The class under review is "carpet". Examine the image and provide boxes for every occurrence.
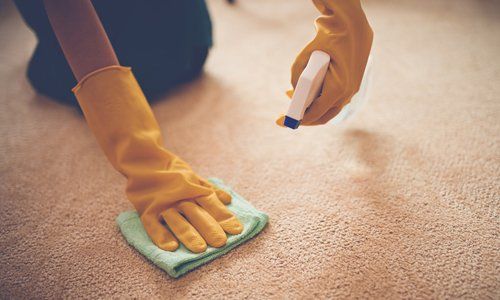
[0,0,499,298]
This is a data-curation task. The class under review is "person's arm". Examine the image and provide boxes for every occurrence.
[43,0,243,253]
[43,0,118,81]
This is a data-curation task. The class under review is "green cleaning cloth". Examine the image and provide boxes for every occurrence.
[116,178,268,278]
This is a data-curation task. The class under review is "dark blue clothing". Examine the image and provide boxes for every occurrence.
[14,0,213,105]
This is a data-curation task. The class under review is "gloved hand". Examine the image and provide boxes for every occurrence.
[73,66,243,253]
[277,0,373,126]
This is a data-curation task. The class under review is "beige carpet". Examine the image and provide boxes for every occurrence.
[1,0,499,298]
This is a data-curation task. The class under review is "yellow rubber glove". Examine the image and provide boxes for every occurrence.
[73,66,243,253]
[277,0,373,126]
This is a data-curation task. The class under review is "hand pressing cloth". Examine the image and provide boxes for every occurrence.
[116,178,268,278]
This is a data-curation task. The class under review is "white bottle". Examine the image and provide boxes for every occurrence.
[284,51,373,129]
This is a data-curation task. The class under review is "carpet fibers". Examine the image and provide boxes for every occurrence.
[0,0,499,298]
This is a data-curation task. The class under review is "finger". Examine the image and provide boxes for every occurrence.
[214,188,232,205]
[140,214,179,252]
[301,68,349,125]
[161,208,207,253]
[198,179,232,205]
[196,194,243,235]
[275,115,286,127]
[312,0,332,14]
[301,94,335,126]
[309,104,344,126]
[176,201,227,248]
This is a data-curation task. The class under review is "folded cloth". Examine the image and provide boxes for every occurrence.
[116,178,268,278]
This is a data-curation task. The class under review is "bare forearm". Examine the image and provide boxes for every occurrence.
[43,0,119,81]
